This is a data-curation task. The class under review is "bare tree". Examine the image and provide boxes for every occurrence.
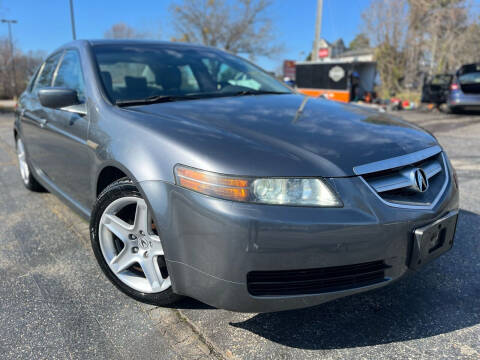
[424,0,472,73]
[403,0,478,88]
[362,0,409,96]
[104,22,147,39]
[403,0,427,88]
[169,0,282,58]
[456,20,480,65]
[361,0,479,95]
[0,38,13,98]
[0,38,44,98]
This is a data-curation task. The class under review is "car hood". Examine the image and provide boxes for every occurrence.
[127,94,437,177]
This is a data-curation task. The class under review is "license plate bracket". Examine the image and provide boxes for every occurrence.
[409,210,458,270]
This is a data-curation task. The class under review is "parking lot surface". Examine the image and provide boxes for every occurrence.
[1,109,479,359]
[0,112,216,360]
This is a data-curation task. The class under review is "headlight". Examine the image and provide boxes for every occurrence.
[174,165,342,207]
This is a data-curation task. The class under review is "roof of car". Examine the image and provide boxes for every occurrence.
[52,39,220,56]
[88,39,186,45]
[87,39,215,50]
[458,63,480,74]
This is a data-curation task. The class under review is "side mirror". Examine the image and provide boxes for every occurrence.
[38,87,80,109]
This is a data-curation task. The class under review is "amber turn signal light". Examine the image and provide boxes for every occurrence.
[175,166,250,202]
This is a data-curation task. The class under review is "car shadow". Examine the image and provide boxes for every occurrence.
[166,297,215,310]
[229,209,480,350]
[456,109,480,116]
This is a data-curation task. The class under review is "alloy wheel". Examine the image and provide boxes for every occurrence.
[16,138,30,185]
[99,196,171,293]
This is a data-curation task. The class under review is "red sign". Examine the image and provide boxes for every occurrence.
[283,60,296,79]
[318,48,329,58]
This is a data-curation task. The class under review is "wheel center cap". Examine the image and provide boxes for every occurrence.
[138,236,151,250]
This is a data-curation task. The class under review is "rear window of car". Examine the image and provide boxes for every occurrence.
[458,72,480,85]
[431,75,452,85]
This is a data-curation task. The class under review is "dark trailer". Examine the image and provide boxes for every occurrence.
[296,60,376,102]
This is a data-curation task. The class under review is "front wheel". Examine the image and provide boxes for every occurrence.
[90,178,182,305]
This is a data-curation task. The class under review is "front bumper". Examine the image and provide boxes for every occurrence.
[140,171,459,312]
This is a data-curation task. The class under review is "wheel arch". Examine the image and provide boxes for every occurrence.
[94,157,156,197]
[93,160,180,294]
[96,165,129,197]
[94,162,162,217]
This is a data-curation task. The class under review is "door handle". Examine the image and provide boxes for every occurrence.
[39,118,48,128]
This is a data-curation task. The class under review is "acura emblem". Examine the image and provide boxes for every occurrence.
[138,237,151,249]
[412,168,429,193]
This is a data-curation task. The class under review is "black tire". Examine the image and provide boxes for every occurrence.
[15,136,46,192]
[90,177,182,306]
[447,106,462,114]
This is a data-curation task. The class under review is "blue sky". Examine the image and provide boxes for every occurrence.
[0,0,474,72]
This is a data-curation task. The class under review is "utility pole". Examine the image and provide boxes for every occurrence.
[1,19,18,98]
[312,0,323,61]
[69,0,77,40]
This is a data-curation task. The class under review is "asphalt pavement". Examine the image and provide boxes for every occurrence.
[0,109,479,359]
[0,112,217,360]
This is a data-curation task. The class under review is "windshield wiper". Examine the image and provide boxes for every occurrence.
[116,90,289,106]
[229,90,290,96]
[116,95,190,107]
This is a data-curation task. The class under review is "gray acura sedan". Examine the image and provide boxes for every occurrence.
[14,40,459,312]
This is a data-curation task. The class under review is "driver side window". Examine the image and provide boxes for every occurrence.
[54,50,86,102]
[32,52,63,92]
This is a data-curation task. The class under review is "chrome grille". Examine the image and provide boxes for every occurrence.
[367,156,442,193]
[355,146,449,208]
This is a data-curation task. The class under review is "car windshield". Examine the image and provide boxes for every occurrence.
[93,44,291,105]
